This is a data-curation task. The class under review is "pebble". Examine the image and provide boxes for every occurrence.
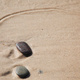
[38,70,43,74]
[16,66,29,78]
[16,42,32,57]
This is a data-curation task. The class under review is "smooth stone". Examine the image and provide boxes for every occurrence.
[16,66,29,78]
[38,70,43,74]
[16,42,32,57]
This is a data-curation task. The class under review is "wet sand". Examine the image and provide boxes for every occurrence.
[0,0,80,80]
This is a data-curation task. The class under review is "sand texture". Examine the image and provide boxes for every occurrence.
[0,0,80,80]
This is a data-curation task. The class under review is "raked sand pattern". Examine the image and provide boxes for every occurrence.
[0,0,80,80]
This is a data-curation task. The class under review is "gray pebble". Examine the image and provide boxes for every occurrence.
[16,66,29,78]
[38,70,43,74]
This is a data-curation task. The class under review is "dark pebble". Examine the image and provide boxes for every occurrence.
[16,42,32,57]
[38,70,43,74]
[16,66,30,78]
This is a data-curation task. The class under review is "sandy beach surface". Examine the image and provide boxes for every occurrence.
[0,0,80,80]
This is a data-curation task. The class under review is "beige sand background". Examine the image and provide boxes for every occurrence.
[0,0,80,80]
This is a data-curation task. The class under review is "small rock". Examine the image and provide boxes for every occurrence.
[38,70,43,74]
[16,66,29,78]
[16,42,32,57]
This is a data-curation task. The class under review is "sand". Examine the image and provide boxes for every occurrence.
[0,0,80,80]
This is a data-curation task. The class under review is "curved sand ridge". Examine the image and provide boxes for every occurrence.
[0,1,80,22]
[0,0,80,80]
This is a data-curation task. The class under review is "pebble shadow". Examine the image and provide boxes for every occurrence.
[22,49,33,57]
[19,71,30,79]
